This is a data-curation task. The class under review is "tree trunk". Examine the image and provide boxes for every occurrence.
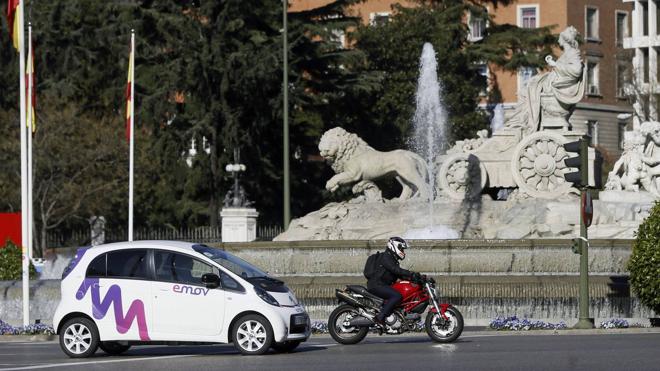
[209,129,219,228]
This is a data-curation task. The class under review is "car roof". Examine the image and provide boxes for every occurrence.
[87,240,200,254]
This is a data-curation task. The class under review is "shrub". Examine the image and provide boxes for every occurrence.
[0,240,36,281]
[628,201,660,315]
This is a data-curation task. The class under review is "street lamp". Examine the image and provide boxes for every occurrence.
[283,0,291,229]
[225,149,248,208]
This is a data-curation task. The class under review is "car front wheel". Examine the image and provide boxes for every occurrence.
[59,317,100,358]
[232,314,274,355]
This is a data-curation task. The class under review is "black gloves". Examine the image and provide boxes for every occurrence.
[411,272,422,282]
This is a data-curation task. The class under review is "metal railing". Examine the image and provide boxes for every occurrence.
[46,225,283,249]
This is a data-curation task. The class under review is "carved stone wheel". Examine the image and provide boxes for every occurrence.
[437,153,487,200]
[511,131,572,199]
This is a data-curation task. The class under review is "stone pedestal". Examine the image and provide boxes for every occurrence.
[221,207,259,242]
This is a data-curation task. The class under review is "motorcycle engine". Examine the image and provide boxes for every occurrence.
[385,314,402,329]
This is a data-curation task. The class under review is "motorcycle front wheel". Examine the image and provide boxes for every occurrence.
[425,306,464,343]
[328,304,369,345]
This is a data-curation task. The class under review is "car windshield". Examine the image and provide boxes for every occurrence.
[192,244,268,279]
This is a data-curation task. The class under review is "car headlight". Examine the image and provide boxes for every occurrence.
[255,286,280,306]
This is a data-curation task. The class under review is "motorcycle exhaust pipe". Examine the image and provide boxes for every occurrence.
[335,289,364,308]
[348,316,374,327]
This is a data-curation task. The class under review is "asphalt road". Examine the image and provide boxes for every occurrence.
[1,331,659,371]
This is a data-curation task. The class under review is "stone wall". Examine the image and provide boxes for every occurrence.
[214,239,633,276]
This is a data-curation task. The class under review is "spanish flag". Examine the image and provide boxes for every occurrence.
[125,39,134,142]
[26,29,35,132]
[6,0,19,50]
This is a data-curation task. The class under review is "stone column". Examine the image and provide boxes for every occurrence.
[89,216,106,246]
[220,208,259,242]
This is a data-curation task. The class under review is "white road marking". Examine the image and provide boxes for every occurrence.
[0,354,198,370]
[0,342,55,346]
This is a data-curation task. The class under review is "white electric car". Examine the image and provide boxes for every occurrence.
[53,241,310,358]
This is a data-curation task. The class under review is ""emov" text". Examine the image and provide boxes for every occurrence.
[173,284,209,296]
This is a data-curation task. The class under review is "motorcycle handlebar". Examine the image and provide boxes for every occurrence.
[411,274,435,285]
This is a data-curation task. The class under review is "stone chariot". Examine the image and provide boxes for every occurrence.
[437,26,594,200]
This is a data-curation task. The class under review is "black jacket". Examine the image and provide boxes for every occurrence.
[367,250,414,288]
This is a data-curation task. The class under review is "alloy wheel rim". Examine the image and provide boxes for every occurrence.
[431,312,457,337]
[236,320,267,352]
[336,310,358,337]
[63,323,92,354]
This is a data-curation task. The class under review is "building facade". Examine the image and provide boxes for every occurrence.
[291,0,634,157]
[623,0,660,123]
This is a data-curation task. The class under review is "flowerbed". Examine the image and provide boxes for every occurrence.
[598,319,646,329]
[489,316,568,331]
[0,320,55,335]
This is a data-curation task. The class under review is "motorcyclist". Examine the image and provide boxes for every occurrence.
[367,237,420,326]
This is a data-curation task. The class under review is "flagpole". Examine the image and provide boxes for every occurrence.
[18,0,30,326]
[27,24,33,263]
[128,30,135,242]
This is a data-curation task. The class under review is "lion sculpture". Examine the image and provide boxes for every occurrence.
[318,127,429,200]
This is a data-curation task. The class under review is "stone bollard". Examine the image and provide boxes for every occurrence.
[220,207,259,242]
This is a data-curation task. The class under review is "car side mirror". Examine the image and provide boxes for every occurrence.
[201,273,221,289]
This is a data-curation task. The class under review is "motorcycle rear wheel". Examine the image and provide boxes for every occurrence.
[328,304,369,345]
[425,306,464,343]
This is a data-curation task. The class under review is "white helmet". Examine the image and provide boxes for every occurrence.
[387,237,408,260]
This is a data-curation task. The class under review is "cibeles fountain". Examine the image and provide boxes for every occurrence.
[276,26,652,241]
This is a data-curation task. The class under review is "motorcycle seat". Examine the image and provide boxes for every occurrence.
[346,285,384,304]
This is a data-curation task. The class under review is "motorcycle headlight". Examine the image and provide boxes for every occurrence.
[254,286,280,306]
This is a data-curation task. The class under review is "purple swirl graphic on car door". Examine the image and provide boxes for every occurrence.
[76,278,150,340]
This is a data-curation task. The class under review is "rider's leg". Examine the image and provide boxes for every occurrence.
[369,285,402,321]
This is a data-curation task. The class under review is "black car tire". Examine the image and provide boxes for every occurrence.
[59,317,100,358]
[232,314,274,355]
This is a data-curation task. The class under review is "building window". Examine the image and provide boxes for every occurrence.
[587,121,599,146]
[370,12,390,26]
[518,66,537,94]
[330,29,346,49]
[469,11,487,41]
[586,7,599,40]
[615,11,628,47]
[643,48,650,83]
[475,63,489,95]
[618,122,627,150]
[617,60,631,98]
[518,6,538,29]
[643,1,649,36]
[586,59,600,95]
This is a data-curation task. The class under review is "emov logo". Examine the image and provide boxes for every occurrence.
[76,278,150,340]
[173,284,209,296]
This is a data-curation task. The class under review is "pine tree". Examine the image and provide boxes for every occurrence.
[352,0,556,146]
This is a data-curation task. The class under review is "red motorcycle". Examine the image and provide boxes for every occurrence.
[328,276,463,344]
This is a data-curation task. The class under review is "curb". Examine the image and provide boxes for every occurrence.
[309,327,660,338]
[466,328,660,336]
[0,334,57,343]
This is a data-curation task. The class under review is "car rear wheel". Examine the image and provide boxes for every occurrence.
[232,314,274,355]
[99,341,131,355]
[59,317,99,358]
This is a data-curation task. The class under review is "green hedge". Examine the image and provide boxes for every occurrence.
[628,201,660,315]
[0,240,36,280]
